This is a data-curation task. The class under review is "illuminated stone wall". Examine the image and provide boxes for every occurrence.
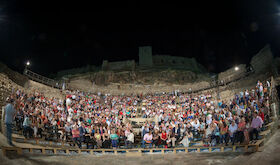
[218,64,247,82]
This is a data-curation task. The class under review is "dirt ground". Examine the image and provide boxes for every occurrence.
[1,129,280,165]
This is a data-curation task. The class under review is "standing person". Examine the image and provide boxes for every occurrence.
[4,97,16,146]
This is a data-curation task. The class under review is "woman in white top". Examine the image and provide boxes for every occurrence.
[179,134,190,147]
[204,124,213,145]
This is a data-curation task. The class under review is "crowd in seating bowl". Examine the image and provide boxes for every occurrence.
[4,80,272,149]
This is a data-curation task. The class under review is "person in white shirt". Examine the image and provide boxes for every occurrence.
[229,121,238,145]
[191,119,200,131]
[125,130,134,148]
[259,83,264,96]
[179,134,190,147]
[142,131,153,148]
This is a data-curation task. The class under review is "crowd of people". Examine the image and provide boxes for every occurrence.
[4,80,272,149]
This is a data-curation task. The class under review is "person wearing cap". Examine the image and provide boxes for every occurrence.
[5,97,16,146]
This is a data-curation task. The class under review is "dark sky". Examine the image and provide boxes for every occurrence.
[0,0,280,76]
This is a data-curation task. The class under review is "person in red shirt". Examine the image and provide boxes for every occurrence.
[160,130,168,148]
[236,117,246,144]
[258,110,264,122]
[72,125,81,148]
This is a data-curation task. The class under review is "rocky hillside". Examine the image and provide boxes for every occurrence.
[68,69,211,86]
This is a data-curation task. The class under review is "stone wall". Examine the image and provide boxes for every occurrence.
[0,62,28,87]
[102,60,135,71]
[80,70,210,86]
[25,80,64,99]
[68,76,93,93]
[67,76,211,95]
[152,55,199,71]
[250,44,273,74]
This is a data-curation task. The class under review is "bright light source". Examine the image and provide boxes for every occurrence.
[234,66,239,71]
[26,61,30,66]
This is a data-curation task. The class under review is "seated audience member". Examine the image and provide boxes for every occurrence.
[153,129,160,147]
[94,128,102,148]
[170,132,177,148]
[23,115,33,139]
[229,121,238,145]
[110,129,119,149]
[179,133,190,147]
[219,122,229,145]
[142,131,153,148]
[125,130,134,149]
[102,130,111,148]
[211,123,220,146]
[160,130,168,148]
[79,123,86,146]
[84,125,93,149]
[249,112,263,142]
[173,124,181,141]
[243,119,251,144]
[64,122,72,141]
[204,125,212,146]
[9,80,271,150]
[72,125,81,148]
[236,117,246,144]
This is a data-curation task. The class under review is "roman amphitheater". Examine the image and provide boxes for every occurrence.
[0,45,280,165]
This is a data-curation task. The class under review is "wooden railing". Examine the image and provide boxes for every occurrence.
[23,69,65,89]
[1,142,264,156]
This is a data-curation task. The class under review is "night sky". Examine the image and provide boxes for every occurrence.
[0,0,280,77]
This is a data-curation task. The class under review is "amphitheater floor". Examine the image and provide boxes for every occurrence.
[1,130,280,165]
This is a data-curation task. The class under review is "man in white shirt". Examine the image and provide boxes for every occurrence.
[191,119,200,131]
[229,121,238,145]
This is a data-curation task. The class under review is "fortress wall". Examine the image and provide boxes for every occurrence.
[102,60,135,71]
[152,55,199,72]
